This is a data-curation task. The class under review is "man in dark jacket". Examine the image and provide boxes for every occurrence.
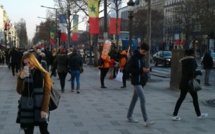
[126,43,153,127]
[202,52,213,86]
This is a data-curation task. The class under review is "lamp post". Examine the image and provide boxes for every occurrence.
[127,0,135,55]
[41,5,58,48]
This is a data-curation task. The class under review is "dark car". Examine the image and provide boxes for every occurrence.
[153,51,172,67]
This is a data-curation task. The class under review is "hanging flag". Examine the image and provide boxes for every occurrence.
[41,40,45,48]
[88,0,99,34]
[174,33,180,45]
[72,15,79,41]
[109,2,122,35]
[59,14,67,42]
[50,26,55,45]
[181,32,186,45]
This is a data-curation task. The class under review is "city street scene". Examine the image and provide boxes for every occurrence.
[1,0,215,134]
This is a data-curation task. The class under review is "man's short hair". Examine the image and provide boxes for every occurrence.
[140,43,149,51]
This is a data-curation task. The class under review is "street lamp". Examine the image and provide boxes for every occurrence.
[127,0,135,55]
[41,5,58,48]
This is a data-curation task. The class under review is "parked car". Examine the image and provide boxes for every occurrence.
[201,52,215,68]
[153,51,172,67]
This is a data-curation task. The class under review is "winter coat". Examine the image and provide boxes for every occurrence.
[128,50,147,86]
[202,53,213,69]
[54,54,69,73]
[179,56,202,91]
[69,53,83,71]
[119,56,127,71]
[16,69,51,127]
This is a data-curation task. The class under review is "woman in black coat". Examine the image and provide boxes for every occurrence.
[172,49,208,121]
[54,49,69,93]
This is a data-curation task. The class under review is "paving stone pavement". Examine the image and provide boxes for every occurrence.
[0,65,215,134]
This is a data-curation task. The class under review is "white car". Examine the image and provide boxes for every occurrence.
[201,52,215,68]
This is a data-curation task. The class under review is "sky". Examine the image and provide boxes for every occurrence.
[0,0,86,41]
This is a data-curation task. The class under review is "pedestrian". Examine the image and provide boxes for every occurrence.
[54,49,69,93]
[40,52,48,71]
[118,50,128,88]
[172,49,208,121]
[68,49,83,93]
[98,54,110,88]
[16,52,52,134]
[50,48,57,77]
[9,47,19,76]
[202,52,213,86]
[126,43,153,127]
[108,58,115,79]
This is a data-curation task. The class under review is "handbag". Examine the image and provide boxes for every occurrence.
[49,86,61,111]
[188,79,202,92]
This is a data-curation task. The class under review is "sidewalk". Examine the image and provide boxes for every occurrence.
[0,65,215,134]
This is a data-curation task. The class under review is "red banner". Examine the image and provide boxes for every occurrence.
[109,18,121,34]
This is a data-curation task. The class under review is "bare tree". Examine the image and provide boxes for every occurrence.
[14,19,28,49]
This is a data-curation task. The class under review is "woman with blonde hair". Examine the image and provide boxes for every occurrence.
[16,52,52,134]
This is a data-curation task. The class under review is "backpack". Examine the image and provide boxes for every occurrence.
[98,57,104,66]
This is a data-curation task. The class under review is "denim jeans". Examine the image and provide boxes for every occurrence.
[127,85,148,121]
[70,70,80,90]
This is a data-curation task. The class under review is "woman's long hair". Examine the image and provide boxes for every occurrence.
[20,52,52,87]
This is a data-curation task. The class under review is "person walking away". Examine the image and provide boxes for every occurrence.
[16,52,52,134]
[44,48,52,71]
[40,52,48,71]
[68,50,83,93]
[118,50,128,88]
[54,49,69,93]
[98,54,110,88]
[9,47,19,76]
[50,48,57,77]
[172,49,208,121]
[202,52,213,86]
[126,43,153,127]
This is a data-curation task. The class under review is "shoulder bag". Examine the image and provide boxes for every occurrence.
[188,79,202,92]
[49,86,61,111]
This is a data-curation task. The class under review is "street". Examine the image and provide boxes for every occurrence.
[0,64,215,134]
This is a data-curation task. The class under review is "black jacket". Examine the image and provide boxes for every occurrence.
[128,50,147,86]
[202,53,213,69]
[179,56,202,90]
[69,53,83,71]
[54,54,69,73]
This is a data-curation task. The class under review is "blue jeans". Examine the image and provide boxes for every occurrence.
[70,70,80,90]
[127,85,148,121]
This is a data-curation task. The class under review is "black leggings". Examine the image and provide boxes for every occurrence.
[173,89,201,116]
[122,70,127,87]
[58,72,67,90]
[24,123,49,134]
[100,68,109,86]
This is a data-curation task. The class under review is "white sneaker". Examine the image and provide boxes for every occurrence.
[172,116,181,121]
[127,117,138,123]
[144,120,154,127]
[197,113,208,119]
